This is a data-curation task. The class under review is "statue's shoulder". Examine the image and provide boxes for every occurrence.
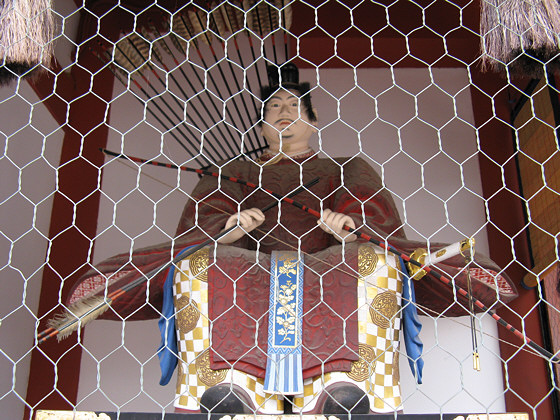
[327,156,382,185]
[329,156,379,173]
[213,158,257,175]
[331,155,370,166]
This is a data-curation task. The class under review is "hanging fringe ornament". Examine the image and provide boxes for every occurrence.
[480,0,560,76]
[0,0,54,85]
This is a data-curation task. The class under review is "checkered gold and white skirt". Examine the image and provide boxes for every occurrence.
[172,244,403,413]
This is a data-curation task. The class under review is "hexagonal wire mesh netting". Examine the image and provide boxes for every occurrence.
[1,0,559,419]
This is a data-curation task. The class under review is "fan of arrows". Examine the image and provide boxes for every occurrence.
[93,0,292,168]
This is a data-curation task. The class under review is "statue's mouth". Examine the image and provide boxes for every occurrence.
[277,119,293,127]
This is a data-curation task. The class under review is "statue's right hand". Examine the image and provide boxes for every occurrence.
[217,208,265,244]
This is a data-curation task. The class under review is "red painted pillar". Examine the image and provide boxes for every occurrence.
[23,8,118,419]
[471,69,554,419]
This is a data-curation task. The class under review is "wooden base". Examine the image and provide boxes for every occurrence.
[36,411,529,420]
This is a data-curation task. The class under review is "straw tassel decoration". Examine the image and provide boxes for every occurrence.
[0,0,54,84]
[480,0,560,76]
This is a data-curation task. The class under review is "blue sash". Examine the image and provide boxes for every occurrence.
[157,246,195,386]
[263,251,304,394]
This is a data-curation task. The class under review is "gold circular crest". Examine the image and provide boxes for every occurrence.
[189,247,209,282]
[370,291,398,329]
[196,349,227,386]
[358,246,378,278]
[347,344,376,382]
[176,296,200,334]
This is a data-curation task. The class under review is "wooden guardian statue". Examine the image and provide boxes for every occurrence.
[61,62,518,414]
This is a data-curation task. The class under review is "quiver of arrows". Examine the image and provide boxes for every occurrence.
[91,0,293,168]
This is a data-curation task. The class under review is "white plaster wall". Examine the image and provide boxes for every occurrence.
[0,81,64,419]
[76,66,507,414]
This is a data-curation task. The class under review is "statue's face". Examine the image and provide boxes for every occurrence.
[261,89,317,153]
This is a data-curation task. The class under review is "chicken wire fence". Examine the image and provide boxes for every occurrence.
[0,0,559,419]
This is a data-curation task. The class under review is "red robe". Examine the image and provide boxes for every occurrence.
[68,154,518,377]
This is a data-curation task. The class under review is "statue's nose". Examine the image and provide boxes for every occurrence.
[279,102,294,116]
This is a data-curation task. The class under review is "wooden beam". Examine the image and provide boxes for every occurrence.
[23,7,118,418]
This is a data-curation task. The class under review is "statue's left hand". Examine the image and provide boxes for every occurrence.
[317,209,357,242]
[218,208,265,244]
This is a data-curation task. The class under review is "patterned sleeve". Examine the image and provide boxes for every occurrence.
[331,156,518,316]
[66,161,249,320]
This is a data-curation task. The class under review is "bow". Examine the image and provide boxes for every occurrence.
[37,175,319,343]
[97,149,560,364]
